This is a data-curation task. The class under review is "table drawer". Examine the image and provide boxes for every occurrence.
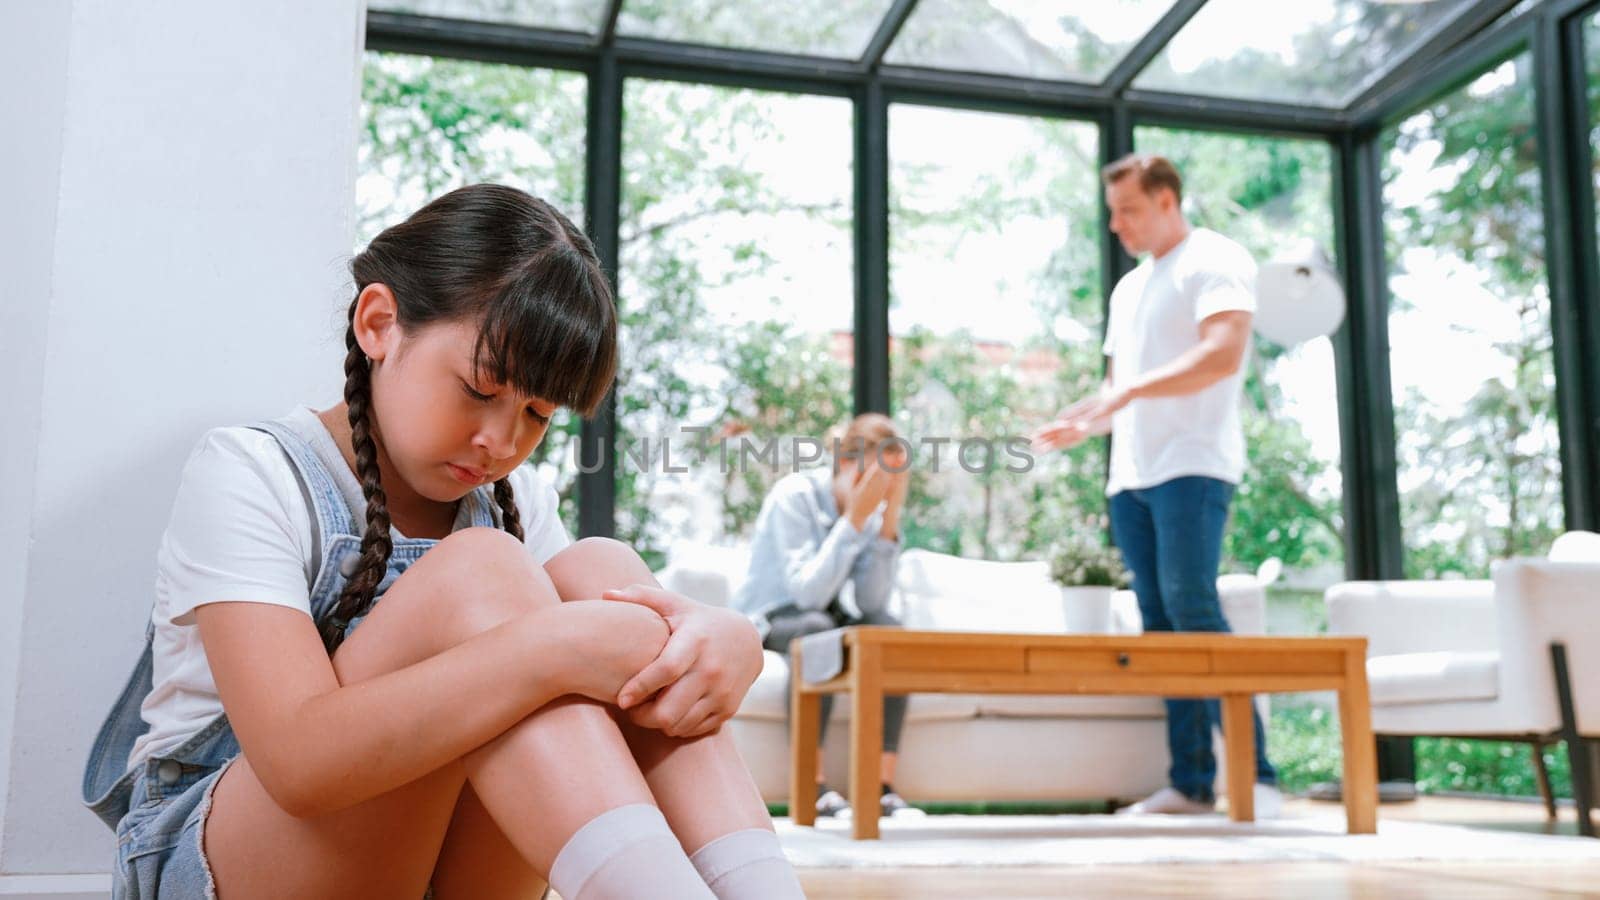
[881,644,1026,673]
[1027,647,1212,675]
[1210,650,1347,677]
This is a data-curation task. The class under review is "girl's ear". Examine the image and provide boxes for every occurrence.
[353,283,401,363]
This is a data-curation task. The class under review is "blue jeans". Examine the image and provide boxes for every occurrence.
[1109,476,1277,804]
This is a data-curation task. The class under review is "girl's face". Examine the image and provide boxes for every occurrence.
[355,286,558,503]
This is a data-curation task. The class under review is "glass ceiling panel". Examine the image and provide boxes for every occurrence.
[369,1,609,34]
[616,0,899,58]
[883,0,1180,82]
[1135,0,1477,107]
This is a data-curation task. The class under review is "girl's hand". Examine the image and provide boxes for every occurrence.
[601,585,763,738]
[548,599,671,704]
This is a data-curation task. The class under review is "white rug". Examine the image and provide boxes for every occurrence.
[776,812,1600,868]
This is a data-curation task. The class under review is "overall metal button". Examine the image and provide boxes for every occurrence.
[156,759,182,785]
[338,554,359,577]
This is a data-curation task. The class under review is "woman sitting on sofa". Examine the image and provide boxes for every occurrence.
[733,413,913,819]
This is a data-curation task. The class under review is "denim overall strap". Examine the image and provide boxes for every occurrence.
[245,419,357,545]
[310,484,501,633]
[255,419,503,631]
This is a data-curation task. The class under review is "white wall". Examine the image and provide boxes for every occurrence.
[0,0,365,885]
[0,1,76,880]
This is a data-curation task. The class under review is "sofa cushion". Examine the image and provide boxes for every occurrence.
[895,550,1065,633]
[657,543,752,608]
[735,650,980,723]
[1368,651,1499,706]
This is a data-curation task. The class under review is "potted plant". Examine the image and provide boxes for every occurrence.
[1049,530,1128,634]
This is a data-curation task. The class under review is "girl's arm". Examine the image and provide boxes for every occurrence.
[195,598,665,819]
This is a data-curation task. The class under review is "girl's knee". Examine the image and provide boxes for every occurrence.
[421,527,562,635]
[436,525,533,565]
[543,537,652,600]
[555,536,649,571]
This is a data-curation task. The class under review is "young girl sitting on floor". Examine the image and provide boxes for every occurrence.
[82,184,805,900]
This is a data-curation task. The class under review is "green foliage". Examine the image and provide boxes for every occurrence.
[1272,701,1576,800]
[359,54,586,241]
[615,80,853,561]
[1267,701,1346,794]
[1228,410,1343,572]
[1383,54,1563,578]
[1416,737,1572,799]
[716,321,851,536]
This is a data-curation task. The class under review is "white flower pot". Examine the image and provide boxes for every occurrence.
[1059,585,1114,634]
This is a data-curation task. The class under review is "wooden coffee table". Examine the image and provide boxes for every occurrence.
[789,628,1376,840]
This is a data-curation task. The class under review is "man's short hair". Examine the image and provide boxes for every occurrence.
[1101,153,1183,203]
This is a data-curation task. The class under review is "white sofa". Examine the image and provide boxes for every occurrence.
[658,545,1269,805]
[1324,531,1600,833]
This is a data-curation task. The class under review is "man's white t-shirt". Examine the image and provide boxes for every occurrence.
[1102,227,1257,497]
[127,406,571,770]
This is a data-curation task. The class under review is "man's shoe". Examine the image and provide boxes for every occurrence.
[1253,783,1284,819]
[815,787,851,819]
[1116,786,1217,815]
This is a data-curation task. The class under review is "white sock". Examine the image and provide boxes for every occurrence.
[688,828,806,900]
[548,804,714,900]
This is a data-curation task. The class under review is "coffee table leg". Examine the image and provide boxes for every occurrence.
[789,638,820,828]
[1222,694,1255,822]
[1339,648,1379,834]
[850,643,883,840]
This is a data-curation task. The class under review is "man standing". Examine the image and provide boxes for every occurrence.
[1033,153,1279,816]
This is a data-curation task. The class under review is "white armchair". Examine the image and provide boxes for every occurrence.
[1324,531,1600,836]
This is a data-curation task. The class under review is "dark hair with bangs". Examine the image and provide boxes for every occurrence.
[326,184,617,653]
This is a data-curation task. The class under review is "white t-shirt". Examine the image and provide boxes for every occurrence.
[1102,228,1257,496]
[127,406,571,770]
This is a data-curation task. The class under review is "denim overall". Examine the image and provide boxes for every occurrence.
[81,419,502,898]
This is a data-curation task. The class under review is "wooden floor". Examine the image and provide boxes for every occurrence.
[795,797,1600,899]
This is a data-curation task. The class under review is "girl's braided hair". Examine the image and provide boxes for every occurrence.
[325,184,616,653]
